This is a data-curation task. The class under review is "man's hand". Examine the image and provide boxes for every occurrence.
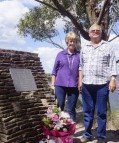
[109,78,116,92]
[78,83,82,93]
[78,71,82,93]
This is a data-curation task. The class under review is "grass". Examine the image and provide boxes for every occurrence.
[110,109,119,129]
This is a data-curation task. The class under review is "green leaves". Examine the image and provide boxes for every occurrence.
[18,6,58,41]
[61,0,71,9]
[42,117,50,127]
[18,0,119,44]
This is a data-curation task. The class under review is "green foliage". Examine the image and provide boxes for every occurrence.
[42,117,50,127]
[18,6,59,41]
[18,0,119,43]
[61,0,71,9]
[18,0,90,42]
[76,0,89,29]
[111,109,119,129]
[52,106,61,114]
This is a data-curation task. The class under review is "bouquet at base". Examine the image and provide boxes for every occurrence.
[42,106,76,143]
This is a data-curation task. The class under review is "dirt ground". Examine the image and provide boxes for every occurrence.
[73,111,119,143]
[73,124,119,143]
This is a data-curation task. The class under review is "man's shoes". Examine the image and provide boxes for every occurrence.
[80,136,92,142]
[97,138,106,143]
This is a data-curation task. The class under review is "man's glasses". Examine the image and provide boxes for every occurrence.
[90,30,101,34]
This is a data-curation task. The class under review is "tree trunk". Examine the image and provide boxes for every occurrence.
[85,0,97,25]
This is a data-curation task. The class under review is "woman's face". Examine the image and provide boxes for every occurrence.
[67,39,77,50]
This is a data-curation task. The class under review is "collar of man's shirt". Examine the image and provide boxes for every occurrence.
[86,40,107,48]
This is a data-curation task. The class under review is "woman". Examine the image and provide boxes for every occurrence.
[51,32,80,122]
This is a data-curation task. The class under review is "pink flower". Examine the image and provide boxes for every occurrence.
[66,119,71,125]
[52,115,59,121]
[47,107,53,114]
[42,106,76,134]
[63,128,68,132]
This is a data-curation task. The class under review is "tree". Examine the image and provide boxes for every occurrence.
[18,0,119,49]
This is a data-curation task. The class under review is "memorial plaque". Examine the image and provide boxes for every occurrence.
[10,68,37,92]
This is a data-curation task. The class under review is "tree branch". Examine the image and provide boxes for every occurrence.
[34,0,90,40]
[108,35,119,42]
[46,38,64,49]
[43,31,64,49]
[52,0,90,40]
[107,15,117,37]
[34,0,58,11]
[97,0,109,25]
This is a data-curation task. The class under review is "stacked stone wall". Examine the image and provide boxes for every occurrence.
[0,49,54,143]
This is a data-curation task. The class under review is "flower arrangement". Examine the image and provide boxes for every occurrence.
[42,106,76,143]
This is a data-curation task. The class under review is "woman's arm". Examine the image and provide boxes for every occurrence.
[51,75,56,91]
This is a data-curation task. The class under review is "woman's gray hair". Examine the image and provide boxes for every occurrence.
[65,32,78,44]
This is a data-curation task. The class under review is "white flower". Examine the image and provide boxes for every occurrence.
[48,139,56,143]
[39,141,45,143]
[59,111,70,119]
[54,120,65,130]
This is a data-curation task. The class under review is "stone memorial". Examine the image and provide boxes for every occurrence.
[0,49,54,143]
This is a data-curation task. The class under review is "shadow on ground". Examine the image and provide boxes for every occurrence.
[73,110,119,143]
[73,127,119,143]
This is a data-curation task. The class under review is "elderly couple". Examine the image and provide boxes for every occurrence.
[51,24,117,143]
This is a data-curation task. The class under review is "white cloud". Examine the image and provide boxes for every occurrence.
[0,0,29,48]
[18,0,39,7]
[109,34,119,61]
[0,0,28,24]
[34,47,62,73]
[55,18,66,31]
[0,0,64,73]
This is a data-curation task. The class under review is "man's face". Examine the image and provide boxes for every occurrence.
[89,26,102,40]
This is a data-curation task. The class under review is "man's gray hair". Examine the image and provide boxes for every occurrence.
[89,23,102,32]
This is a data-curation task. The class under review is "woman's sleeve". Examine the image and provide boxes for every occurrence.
[52,53,60,76]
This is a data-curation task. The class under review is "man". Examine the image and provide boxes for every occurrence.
[79,23,117,143]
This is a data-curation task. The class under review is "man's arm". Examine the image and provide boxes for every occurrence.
[78,49,83,92]
[109,46,117,92]
[109,76,116,92]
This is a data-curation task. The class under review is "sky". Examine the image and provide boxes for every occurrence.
[0,0,119,74]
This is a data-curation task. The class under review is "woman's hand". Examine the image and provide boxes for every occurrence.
[51,75,56,95]
[51,85,55,95]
